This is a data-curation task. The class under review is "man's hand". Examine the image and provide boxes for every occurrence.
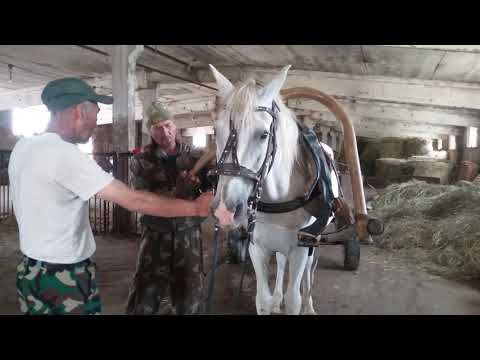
[180,170,200,184]
[194,191,214,217]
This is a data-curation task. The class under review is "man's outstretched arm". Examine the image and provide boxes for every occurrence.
[97,179,212,218]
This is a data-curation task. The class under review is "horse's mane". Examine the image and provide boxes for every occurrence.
[222,78,300,176]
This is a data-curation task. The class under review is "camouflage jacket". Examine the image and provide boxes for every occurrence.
[130,140,205,231]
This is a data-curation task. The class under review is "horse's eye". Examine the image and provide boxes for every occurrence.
[260,131,269,140]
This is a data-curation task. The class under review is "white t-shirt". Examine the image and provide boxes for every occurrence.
[8,133,113,264]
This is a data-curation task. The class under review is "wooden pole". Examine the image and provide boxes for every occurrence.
[112,45,143,234]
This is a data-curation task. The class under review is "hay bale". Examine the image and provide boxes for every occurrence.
[404,138,429,158]
[407,158,453,185]
[375,158,414,187]
[377,137,429,159]
[379,138,404,158]
[360,142,381,176]
[370,181,480,279]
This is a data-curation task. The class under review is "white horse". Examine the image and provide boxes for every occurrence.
[209,64,339,315]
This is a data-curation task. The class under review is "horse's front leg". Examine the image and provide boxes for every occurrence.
[301,249,317,315]
[272,252,287,314]
[249,242,273,315]
[285,247,309,315]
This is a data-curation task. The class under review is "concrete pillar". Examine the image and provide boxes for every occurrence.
[112,45,143,152]
[111,45,143,234]
[137,87,157,146]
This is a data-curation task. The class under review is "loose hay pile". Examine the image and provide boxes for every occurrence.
[370,180,480,279]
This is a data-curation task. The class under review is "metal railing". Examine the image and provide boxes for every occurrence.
[88,152,141,235]
[0,151,13,220]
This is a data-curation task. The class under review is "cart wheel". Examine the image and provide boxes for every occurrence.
[343,236,360,271]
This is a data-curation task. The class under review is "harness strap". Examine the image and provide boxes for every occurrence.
[205,225,220,314]
[236,236,251,303]
[257,186,320,213]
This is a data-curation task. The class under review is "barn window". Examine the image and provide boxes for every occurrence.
[12,105,49,137]
[467,127,478,148]
[13,104,93,153]
[192,133,207,148]
[448,135,456,150]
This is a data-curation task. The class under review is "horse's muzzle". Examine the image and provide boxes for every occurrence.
[213,199,245,228]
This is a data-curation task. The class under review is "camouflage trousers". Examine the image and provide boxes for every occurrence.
[125,223,205,315]
[16,256,101,315]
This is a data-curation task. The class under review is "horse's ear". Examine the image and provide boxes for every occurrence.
[259,65,291,105]
[209,64,234,99]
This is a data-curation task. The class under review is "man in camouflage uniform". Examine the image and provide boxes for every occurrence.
[126,103,210,315]
[16,257,101,315]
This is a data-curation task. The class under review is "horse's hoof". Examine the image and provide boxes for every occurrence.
[257,309,271,315]
[302,308,317,315]
[271,294,283,314]
[272,305,282,314]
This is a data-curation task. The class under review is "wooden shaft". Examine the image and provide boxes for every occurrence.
[281,87,368,240]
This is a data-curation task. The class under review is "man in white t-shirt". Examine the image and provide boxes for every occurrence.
[8,77,213,315]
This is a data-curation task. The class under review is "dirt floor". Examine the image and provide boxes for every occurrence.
[2,218,480,315]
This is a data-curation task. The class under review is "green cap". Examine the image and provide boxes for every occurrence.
[41,77,113,112]
[145,102,173,131]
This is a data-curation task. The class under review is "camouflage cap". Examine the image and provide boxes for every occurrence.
[145,103,173,132]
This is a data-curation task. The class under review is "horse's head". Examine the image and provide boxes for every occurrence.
[209,65,292,228]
